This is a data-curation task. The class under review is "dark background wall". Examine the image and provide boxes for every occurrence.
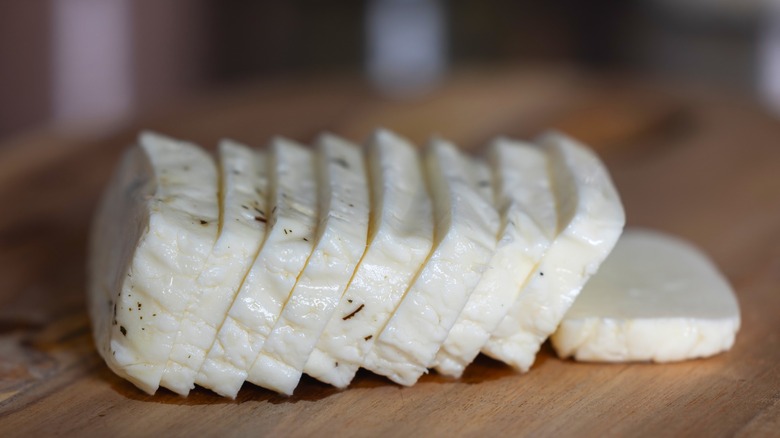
[0,0,765,141]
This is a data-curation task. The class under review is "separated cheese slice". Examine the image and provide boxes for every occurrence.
[196,137,318,398]
[362,138,500,386]
[482,132,625,371]
[159,140,269,395]
[433,139,556,378]
[551,229,740,362]
[304,129,434,388]
[247,133,369,395]
[88,132,219,395]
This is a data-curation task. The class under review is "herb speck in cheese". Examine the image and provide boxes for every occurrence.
[342,304,365,320]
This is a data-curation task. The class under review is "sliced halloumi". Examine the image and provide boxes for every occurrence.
[482,132,625,371]
[304,129,434,388]
[88,132,219,395]
[196,137,318,398]
[551,229,740,362]
[159,140,269,395]
[362,138,500,386]
[433,139,556,378]
[247,133,369,395]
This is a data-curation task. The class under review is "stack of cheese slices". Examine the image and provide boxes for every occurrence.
[88,129,740,398]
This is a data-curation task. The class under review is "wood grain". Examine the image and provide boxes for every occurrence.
[0,68,778,437]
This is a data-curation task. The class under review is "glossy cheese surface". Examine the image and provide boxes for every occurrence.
[551,229,740,362]
[304,129,434,388]
[482,132,625,372]
[248,134,369,395]
[434,139,555,378]
[197,138,318,398]
[362,138,500,386]
[160,140,269,395]
[88,132,219,395]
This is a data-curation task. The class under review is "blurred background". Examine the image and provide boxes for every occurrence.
[0,0,775,142]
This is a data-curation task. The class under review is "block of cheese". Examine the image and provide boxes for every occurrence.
[247,133,370,395]
[433,138,556,378]
[88,132,219,395]
[362,137,500,386]
[159,140,270,395]
[304,129,434,388]
[196,137,318,398]
[551,229,740,362]
[482,132,625,372]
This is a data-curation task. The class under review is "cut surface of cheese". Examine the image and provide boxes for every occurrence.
[551,228,740,362]
[362,138,500,386]
[88,132,219,395]
[304,129,434,388]
[433,138,555,378]
[196,137,318,398]
[482,132,625,372]
[159,140,269,395]
[247,133,369,395]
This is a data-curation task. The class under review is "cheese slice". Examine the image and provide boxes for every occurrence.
[551,229,740,362]
[87,132,219,395]
[196,137,318,398]
[159,140,269,395]
[433,138,555,378]
[247,133,369,395]
[482,131,625,371]
[304,129,434,388]
[362,138,500,386]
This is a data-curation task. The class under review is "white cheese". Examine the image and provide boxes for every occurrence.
[433,138,555,378]
[247,133,369,395]
[362,138,500,386]
[482,132,625,372]
[87,132,219,395]
[304,129,434,388]
[159,140,269,395]
[196,137,318,398]
[551,229,740,362]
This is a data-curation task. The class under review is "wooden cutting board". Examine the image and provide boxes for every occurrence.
[1,68,778,437]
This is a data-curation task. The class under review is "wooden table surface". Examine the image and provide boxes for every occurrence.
[1,68,779,437]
